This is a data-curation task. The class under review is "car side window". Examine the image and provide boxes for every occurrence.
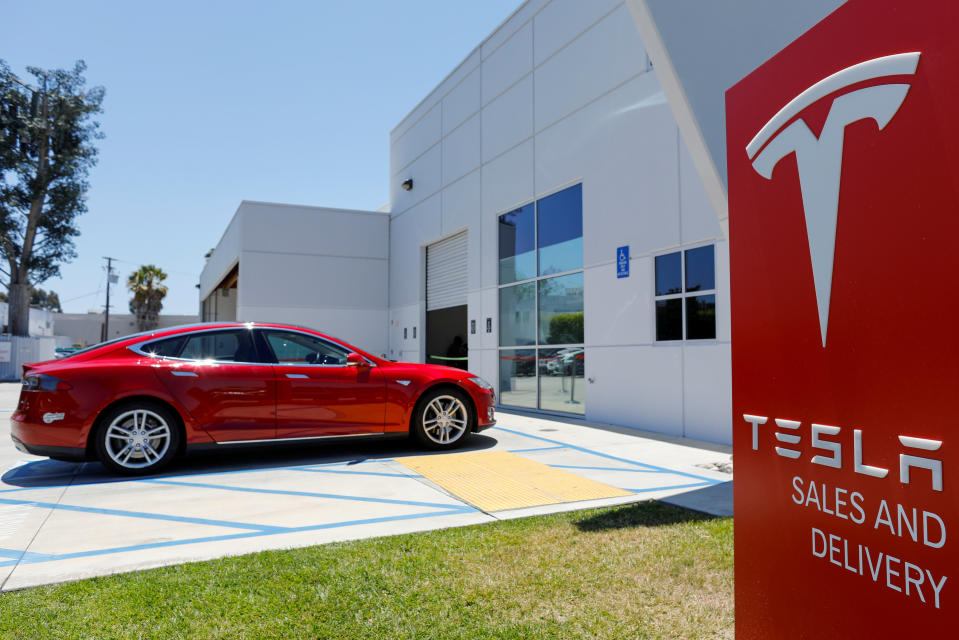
[179,330,257,362]
[140,336,186,358]
[263,331,349,365]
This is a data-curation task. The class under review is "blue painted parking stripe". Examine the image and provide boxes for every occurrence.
[294,468,413,479]
[143,479,474,512]
[4,508,476,566]
[507,446,567,453]
[0,497,284,532]
[548,464,670,473]
[491,427,723,485]
[0,548,57,563]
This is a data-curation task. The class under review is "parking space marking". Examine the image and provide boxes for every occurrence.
[144,479,474,511]
[548,464,672,473]
[0,424,729,581]
[0,496,285,533]
[0,508,472,567]
[492,427,723,485]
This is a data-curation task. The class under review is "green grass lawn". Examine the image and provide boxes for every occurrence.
[0,501,733,640]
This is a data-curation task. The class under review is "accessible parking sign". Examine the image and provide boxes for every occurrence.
[727,1,959,636]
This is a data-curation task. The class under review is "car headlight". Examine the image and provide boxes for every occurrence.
[467,376,493,391]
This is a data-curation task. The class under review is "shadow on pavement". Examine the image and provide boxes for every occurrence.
[2,433,499,489]
[574,499,719,532]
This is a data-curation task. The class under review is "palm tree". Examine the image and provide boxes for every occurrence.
[127,265,168,332]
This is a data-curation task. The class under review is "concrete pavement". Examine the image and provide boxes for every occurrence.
[0,382,732,591]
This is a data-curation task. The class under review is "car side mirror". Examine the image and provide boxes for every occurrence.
[346,353,370,367]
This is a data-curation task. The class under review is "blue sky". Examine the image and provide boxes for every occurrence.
[2,0,520,315]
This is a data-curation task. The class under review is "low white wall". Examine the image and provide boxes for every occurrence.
[199,201,391,356]
[53,313,201,346]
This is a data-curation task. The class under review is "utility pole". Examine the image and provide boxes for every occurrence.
[103,257,117,341]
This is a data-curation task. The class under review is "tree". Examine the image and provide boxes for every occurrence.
[0,60,104,335]
[30,287,61,312]
[0,286,62,311]
[128,265,168,332]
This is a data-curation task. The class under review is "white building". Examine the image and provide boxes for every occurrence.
[201,0,732,444]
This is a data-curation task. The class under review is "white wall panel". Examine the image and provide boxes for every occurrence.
[199,207,243,300]
[390,195,441,307]
[583,259,653,346]
[391,103,442,178]
[481,139,534,219]
[482,74,534,162]
[682,343,732,444]
[481,23,533,105]
[241,203,389,259]
[389,303,421,361]
[240,305,388,358]
[534,0,623,65]
[586,345,684,436]
[441,169,480,240]
[477,347,498,396]
[480,286,499,350]
[715,240,731,342]
[442,114,480,186]
[391,104,441,177]
[534,4,645,130]
[391,143,442,215]
[535,73,679,264]
[679,136,723,244]
[480,207,499,289]
[442,67,481,135]
[240,252,387,310]
[481,0,546,60]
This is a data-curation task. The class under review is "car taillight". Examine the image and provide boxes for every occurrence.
[22,374,72,392]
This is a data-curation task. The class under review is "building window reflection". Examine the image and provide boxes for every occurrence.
[497,183,584,415]
[654,245,716,341]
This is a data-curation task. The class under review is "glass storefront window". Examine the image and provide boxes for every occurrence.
[538,348,585,414]
[498,183,585,415]
[498,204,535,284]
[499,283,536,346]
[538,273,584,345]
[537,184,583,276]
[499,349,537,409]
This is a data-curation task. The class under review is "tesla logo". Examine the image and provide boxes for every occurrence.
[746,52,920,346]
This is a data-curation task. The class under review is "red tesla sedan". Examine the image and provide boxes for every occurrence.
[10,323,496,474]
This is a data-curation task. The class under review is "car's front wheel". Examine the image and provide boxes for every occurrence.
[412,388,473,450]
[94,403,180,475]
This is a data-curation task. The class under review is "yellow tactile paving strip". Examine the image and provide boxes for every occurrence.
[398,450,633,512]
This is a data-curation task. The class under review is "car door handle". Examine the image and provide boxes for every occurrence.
[171,371,199,377]
[286,373,309,379]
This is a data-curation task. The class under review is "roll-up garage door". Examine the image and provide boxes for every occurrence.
[426,231,467,311]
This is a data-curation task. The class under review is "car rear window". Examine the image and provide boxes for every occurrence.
[140,336,186,358]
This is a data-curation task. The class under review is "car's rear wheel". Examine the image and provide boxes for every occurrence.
[412,388,473,450]
[94,403,180,475]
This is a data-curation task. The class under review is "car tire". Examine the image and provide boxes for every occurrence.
[94,402,181,475]
[411,387,473,450]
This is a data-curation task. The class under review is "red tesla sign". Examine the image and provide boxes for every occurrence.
[727,1,959,636]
